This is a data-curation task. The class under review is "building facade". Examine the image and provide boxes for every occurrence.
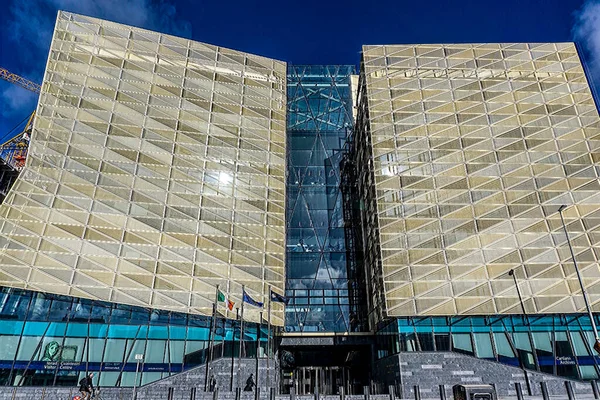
[351,43,600,383]
[1,11,600,394]
[0,11,283,388]
[354,43,600,323]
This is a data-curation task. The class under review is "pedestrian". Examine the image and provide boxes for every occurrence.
[78,372,94,400]
[209,375,217,392]
[243,373,255,392]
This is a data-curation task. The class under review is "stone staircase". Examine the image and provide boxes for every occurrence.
[137,357,277,395]
[377,351,598,399]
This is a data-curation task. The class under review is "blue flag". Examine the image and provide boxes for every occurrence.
[270,290,288,304]
[242,290,263,307]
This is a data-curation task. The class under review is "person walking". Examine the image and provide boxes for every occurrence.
[209,375,217,392]
[78,372,94,400]
[243,373,255,392]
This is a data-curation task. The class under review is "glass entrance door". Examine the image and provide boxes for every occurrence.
[294,366,345,395]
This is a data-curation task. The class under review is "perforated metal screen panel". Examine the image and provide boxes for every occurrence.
[0,12,287,325]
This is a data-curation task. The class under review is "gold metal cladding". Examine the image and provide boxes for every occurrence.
[0,11,286,325]
[359,43,600,317]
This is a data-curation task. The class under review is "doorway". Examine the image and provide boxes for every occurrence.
[279,342,371,395]
[294,366,347,395]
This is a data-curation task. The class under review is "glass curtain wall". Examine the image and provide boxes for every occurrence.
[285,65,356,332]
[0,287,268,387]
[375,315,600,381]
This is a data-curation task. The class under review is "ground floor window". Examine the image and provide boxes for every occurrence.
[376,315,600,381]
[0,287,272,387]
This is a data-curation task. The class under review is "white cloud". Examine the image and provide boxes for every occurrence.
[47,0,192,38]
[1,0,191,127]
[1,85,38,112]
[573,0,600,84]
[8,0,192,56]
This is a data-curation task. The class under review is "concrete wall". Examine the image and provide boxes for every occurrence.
[373,351,597,399]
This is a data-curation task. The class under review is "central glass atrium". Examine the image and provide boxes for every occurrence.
[285,65,356,332]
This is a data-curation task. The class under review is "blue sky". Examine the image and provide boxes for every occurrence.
[1,0,599,142]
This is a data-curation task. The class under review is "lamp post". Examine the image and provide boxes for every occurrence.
[557,205,600,354]
[132,353,143,400]
[508,269,528,325]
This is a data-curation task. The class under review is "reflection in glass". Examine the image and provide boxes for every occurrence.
[380,315,600,380]
[532,332,553,374]
[473,333,494,358]
[0,287,269,387]
[452,333,473,356]
[285,65,356,332]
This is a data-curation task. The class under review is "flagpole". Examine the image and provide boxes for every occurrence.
[266,285,271,389]
[230,307,239,391]
[238,284,245,388]
[205,284,219,391]
[256,310,262,395]
[267,286,272,356]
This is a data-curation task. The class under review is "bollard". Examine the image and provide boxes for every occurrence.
[363,385,370,400]
[271,387,276,400]
[190,387,196,400]
[523,372,533,396]
[565,381,575,400]
[167,387,174,400]
[213,388,219,400]
[396,381,403,400]
[389,385,395,400]
[592,380,600,399]
[413,385,421,400]
[290,387,296,400]
[515,382,523,400]
[541,382,549,400]
[236,387,242,400]
[438,384,446,400]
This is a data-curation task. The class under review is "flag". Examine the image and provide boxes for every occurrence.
[242,290,263,307]
[270,290,288,304]
[218,290,235,310]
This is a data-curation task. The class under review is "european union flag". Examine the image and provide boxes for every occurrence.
[242,290,263,307]
[270,290,288,304]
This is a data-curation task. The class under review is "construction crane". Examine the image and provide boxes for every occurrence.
[0,68,41,94]
[0,67,41,170]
